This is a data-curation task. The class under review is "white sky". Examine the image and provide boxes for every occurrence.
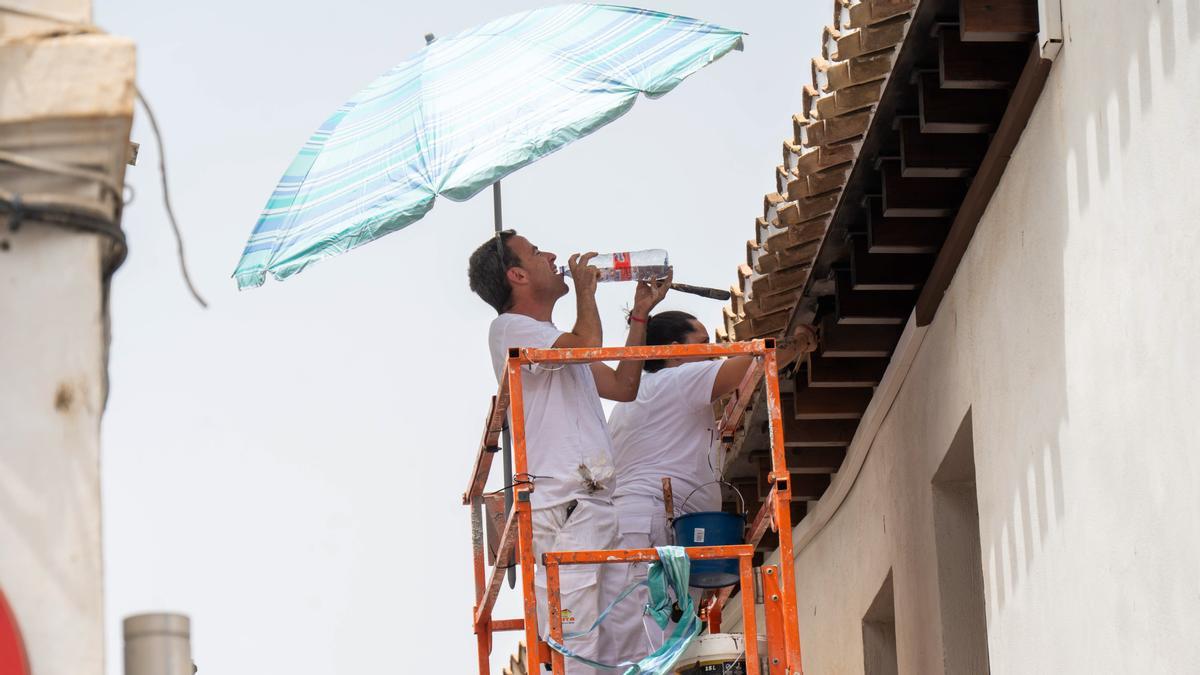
[95,2,823,673]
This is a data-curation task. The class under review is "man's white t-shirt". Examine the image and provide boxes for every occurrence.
[489,313,616,509]
[608,360,724,513]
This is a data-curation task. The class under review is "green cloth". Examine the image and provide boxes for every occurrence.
[547,546,703,674]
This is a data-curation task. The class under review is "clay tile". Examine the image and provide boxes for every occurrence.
[802,84,820,120]
[849,0,914,29]
[811,57,830,93]
[821,24,842,60]
[792,113,809,145]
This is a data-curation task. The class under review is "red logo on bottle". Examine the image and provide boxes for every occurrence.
[613,252,632,282]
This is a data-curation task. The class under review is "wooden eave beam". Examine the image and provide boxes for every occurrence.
[806,353,889,388]
[749,447,847,474]
[865,194,951,253]
[789,382,874,419]
[916,43,1053,325]
[938,25,1026,88]
[833,268,916,324]
[850,235,935,290]
[818,312,902,357]
[897,117,989,178]
[959,0,1038,42]
[917,71,1008,133]
[880,160,968,217]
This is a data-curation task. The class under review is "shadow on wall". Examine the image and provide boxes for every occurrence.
[978,0,1198,616]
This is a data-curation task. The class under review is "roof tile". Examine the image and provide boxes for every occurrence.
[835,14,909,60]
[722,0,913,338]
[847,0,915,29]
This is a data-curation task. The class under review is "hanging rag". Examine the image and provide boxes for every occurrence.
[546,545,703,674]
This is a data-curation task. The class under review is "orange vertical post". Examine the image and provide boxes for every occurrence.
[545,561,567,675]
[705,593,722,634]
[739,553,761,675]
[762,346,803,673]
[507,355,543,674]
[471,496,491,674]
[762,565,786,674]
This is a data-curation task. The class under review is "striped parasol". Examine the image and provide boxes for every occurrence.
[233,4,743,289]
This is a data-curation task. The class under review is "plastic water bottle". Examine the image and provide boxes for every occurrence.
[559,249,671,283]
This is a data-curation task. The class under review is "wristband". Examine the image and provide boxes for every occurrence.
[630,315,647,324]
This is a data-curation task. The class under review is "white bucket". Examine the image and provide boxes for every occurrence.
[673,633,768,674]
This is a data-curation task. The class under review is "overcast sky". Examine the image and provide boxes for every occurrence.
[95,1,824,672]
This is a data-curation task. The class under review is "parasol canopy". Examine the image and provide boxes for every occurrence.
[233,4,743,289]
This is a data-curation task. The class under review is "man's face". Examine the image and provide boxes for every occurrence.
[507,235,568,300]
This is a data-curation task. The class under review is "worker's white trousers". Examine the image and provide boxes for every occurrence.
[607,495,702,667]
[532,498,621,675]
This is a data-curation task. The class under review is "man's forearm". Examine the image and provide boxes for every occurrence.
[776,327,818,366]
[570,291,602,346]
[609,313,649,395]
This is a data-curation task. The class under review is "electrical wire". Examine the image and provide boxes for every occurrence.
[0,6,208,308]
[135,88,208,309]
[484,472,554,497]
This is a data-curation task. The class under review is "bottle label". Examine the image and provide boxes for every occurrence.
[612,252,632,282]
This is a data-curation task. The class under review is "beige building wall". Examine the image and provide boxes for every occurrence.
[0,3,134,674]
[731,0,1200,672]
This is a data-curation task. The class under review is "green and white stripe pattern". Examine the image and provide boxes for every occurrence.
[233,4,743,289]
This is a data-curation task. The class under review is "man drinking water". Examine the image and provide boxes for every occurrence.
[467,229,669,673]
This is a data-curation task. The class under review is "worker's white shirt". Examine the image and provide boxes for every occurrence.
[608,360,724,513]
[489,313,616,509]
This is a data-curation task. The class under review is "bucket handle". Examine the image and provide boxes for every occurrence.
[678,480,746,518]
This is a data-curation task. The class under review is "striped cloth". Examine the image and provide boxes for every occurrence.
[233,4,743,289]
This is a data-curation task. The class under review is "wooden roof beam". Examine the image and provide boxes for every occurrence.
[897,117,988,178]
[850,234,934,289]
[749,447,847,473]
[833,268,915,324]
[880,160,968,217]
[918,71,1008,133]
[818,312,902,357]
[938,25,1026,89]
[960,0,1038,42]
[780,414,860,447]
[806,353,889,388]
[789,377,875,419]
[864,195,950,254]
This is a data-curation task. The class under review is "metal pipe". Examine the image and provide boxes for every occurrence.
[517,340,770,365]
[123,613,192,675]
[494,180,516,591]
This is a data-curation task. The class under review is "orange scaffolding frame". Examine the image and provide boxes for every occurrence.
[463,340,803,675]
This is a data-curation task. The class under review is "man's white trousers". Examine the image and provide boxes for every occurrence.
[532,498,622,675]
[606,495,704,667]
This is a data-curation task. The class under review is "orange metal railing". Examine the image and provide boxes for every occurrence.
[463,340,803,675]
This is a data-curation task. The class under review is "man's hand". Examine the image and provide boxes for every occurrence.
[777,323,819,367]
[568,252,600,298]
[789,324,818,353]
[631,267,673,319]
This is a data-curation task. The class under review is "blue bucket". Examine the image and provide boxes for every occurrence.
[672,510,745,588]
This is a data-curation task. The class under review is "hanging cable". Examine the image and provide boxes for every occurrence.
[136,88,208,309]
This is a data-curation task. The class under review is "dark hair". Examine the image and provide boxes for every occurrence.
[468,229,518,314]
[643,310,700,372]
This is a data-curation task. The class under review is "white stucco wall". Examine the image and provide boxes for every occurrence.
[1,7,133,674]
[0,225,109,675]
[746,0,1200,672]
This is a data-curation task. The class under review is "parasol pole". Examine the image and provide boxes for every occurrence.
[494,181,517,590]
